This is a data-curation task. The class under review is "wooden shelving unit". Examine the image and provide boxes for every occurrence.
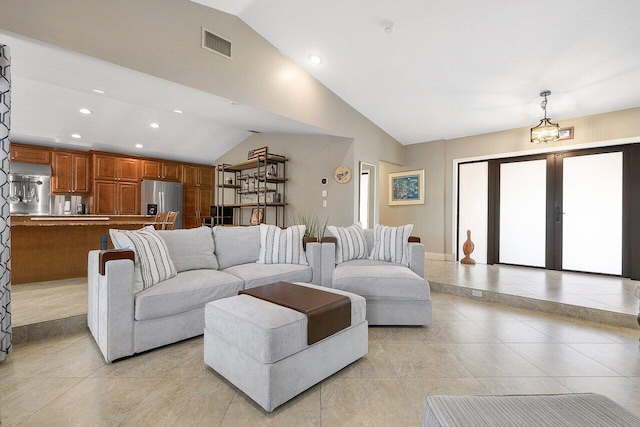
[215,150,288,226]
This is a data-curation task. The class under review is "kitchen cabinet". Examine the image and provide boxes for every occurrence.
[183,186,213,228]
[182,164,214,228]
[10,143,51,164]
[51,151,90,194]
[182,165,215,187]
[93,153,139,182]
[93,181,140,215]
[141,159,181,182]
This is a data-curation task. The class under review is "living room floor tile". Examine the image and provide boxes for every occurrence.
[0,377,82,427]
[120,376,235,426]
[507,343,622,377]
[447,343,547,377]
[475,377,571,395]
[321,377,419,427]
[472,319,558,343]
[18,376,163,427]
[221,384,321,427]
[382,342,473,378]
[564,343,640,376]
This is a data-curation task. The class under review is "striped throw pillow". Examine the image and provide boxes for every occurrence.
[122,227,177,291]
[327,223,368,264]
[369,224,414,266]
[257,224,308,265]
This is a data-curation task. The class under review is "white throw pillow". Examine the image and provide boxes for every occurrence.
[369,224,414,266]
[121,227,177,290]
[109,226,149,293]
[326,222,368,264]
[257,224,308,265]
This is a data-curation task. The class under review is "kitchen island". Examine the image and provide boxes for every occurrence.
[11,215,155,284]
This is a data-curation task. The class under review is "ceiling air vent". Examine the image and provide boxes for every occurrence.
[201,28,232,59]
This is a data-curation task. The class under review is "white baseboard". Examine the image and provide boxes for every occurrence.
[425,252,446,261]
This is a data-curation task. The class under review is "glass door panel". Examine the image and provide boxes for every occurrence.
[458,162,488,263]
[562,152,622,274]
[499,160,547,267]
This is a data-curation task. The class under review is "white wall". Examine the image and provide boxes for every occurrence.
[380,107,640,259]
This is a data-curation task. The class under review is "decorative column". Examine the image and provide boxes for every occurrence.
[0,44,11,361]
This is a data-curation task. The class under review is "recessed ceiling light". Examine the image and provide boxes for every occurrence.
[71,134,82,139]
[79,108,92,115]
[308,54,323,65]
[135,144,144,148]
[173,109,183,114]
[92,89,106,94]
[150,122,160,128]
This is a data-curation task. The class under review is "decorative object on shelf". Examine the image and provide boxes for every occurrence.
[267,164,277,178]
[225,177,233,185]
[531,90,560,144]
[273,193,282,203]
[247,146,267,160]
[334,166,352,184]
[249,207,264,225]
[243,179,250,191]
[461,229,476,265]
[388,169,425,205]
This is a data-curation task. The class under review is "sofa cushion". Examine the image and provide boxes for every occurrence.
[333,259,430,301]
[156,227,218,272]
[369,224,413,266]
[213,226,261,269]
[327,222,368,264]
[258,224,307,265]
[223,263,312,289]
[204,282,366,364]
[134,269,244,321]
[112,226,177,292]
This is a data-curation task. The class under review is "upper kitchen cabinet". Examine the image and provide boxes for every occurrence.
[51,151,90,194]
[10,143,51,164]
[93,153,139,182]
[141,159,182,182]
[182,164,215,187]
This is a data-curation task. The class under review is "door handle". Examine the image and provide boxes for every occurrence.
[555,207,561,222]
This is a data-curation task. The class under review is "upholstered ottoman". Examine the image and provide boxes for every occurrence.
[204,282,368,412]
[422,393,640,426]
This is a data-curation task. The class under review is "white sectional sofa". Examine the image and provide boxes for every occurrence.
[321,226,432,326]
[87,225,321,363]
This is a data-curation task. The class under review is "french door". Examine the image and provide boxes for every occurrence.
[458,143,640,279]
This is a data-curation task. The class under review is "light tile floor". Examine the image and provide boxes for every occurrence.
[11,278,88,327]
[426,260,640,315]
[1,293,639,426]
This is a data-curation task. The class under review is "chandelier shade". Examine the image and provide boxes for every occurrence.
[530,91,559,144]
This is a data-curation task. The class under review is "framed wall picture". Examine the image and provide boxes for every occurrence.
[389,169,425,205]
[249,207,264,225]
[558,126,574,140]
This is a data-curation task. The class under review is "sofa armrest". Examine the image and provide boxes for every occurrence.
[320,241,337,287]
[408,242,425,278]
[87,249,136,363]
[305,242,322,285]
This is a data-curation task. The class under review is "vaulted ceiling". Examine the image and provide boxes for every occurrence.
[197,0,640,144]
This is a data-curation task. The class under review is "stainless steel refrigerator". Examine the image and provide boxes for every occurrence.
[140,180,183,229]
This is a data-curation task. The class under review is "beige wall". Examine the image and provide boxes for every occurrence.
[379,107,640,258]
[0,0,403,222]
[216,133,354,228]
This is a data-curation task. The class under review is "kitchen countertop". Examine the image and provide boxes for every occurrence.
[11,214,156,226]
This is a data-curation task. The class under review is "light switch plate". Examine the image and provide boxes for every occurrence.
[322,190,327,198]
[323,200,327,208]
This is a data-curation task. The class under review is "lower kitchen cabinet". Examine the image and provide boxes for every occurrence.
[183,186,213,228]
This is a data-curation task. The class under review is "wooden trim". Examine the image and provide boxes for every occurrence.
[623,145,640,279]
[303,236,318,250]
[99,250,135,276]
[487,160,499,265]
[321,236,337,244]
[408,236,421,243]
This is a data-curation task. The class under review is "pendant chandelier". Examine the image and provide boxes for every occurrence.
[530,90,559,144]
